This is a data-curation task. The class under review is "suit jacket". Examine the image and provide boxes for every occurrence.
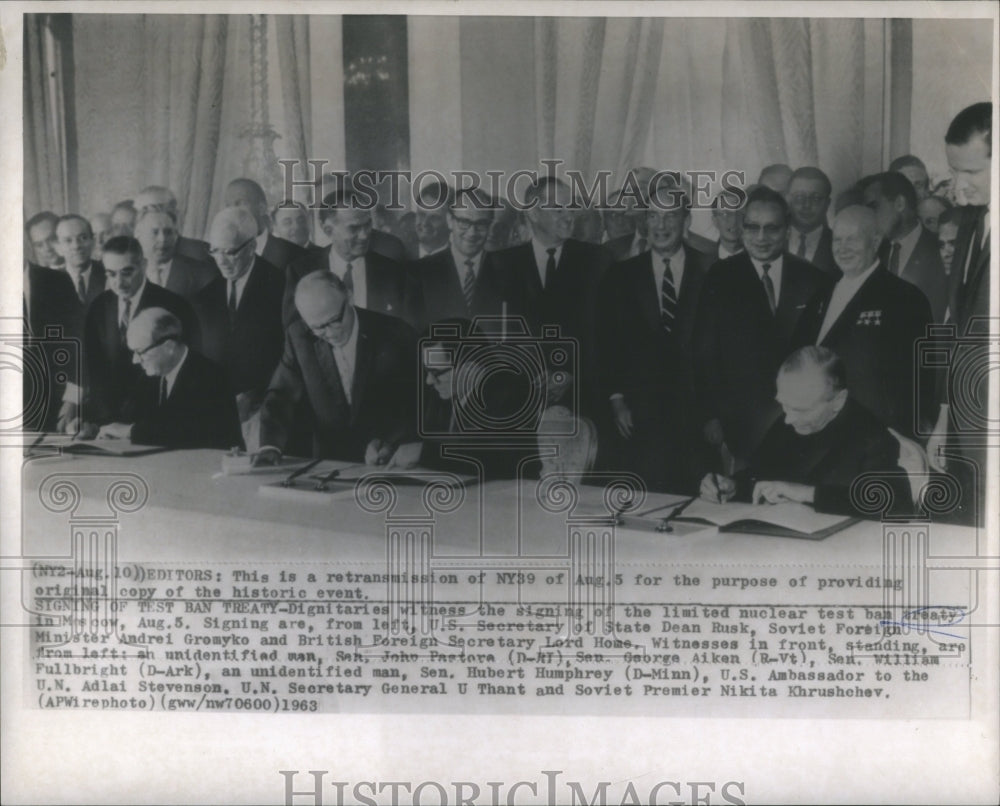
[946,205,990,331]
[605,231,713,263]
[63,261,106,308]
[260,232,308,273]
[879,225,949,322]
[176,234,211,263]
[260,308,418,461]
[737,397,910,518]
[408,249,499,330]
[599,245,712,490]
[193,257,285,412]
[282,247,413,328]
[83,282,198,424]
[803,226,840,278]
[159,253,218,301]
[605,232,638,262]
[794,266,933,440]
[122,348,242,450]
[371,230,408,262]
[695,251,832,459]
[23,264,84,431]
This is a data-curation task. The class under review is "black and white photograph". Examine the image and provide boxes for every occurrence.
[1,2,997,804]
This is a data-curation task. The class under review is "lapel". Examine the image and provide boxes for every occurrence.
[735,253,772,315]
[164,352,192,407]
[521,243,545,303]
[311,333,350,417]
[635,252,662,331]
[821,268,883,346]
[350,319,372,423]
[102,293,120,355]
[236,261,263,323]
[774,256,811,341]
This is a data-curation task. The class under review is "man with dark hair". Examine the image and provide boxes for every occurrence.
[888,154,931,201]
[786,166,838,277]
[55,214,105,306]
[281,189,411,328]
[700,345,910,517]
[710,190,745,260]
[109,200,137,237]
[795,206,933,440]
[918,195,952,234]
[696,186,832,464]
[134,185,210,262]
[926,101,993,524]
[757,164,793,195]
[600,177,713,491]
[26,211,63,269]
[937,209,960,274]
[414,181,455,259]
[96,307,242,449]
[271,200,320,252]
[224,177,306,272]
[862,171,948,322]
[79,236,197,432]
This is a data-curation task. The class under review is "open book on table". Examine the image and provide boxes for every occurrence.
[674,498,858,539]
[26,434,167,457]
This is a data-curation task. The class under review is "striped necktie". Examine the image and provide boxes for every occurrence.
[462,258,476,310]
[660,256,677,334]
[119,298,131,345]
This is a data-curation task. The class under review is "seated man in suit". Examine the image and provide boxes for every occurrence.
[55,214,105,306]
[410,187,496,328]
[282,189,411,327]
[97,307,242,449]
[26,211,64,269]
[193,207,285,448]
[224,178,307,272]
[414,181,453,259]
[134,186,209,262]
[888,154,931,201]
[787,167,838,277]
[135,209,217,301]
[255,272,419,466]
[794,205,933,440]
[696,186,833,465]
[79,236,198,433]
[710,189,745,261]
[700,346,910,518]
[862,171,948,322]
[271,200,320,252]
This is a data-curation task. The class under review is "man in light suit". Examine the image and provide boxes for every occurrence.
[54,215,105,307]
[255,272,419,466]
[224,178,307,272]
[193,208,285,444]
[695,186,832,463]
[794,206,933,440]
[282,189,412,328]
[787,167,839,277]
[135,209,217,302]
[97,307,242,450]
[862,171,949,322]
[134,185,210,262]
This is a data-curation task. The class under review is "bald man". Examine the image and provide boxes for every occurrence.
[192,208,285,446]
[224,178,307,272]
[793,206,933,440]
[97,307,241,449]
[256,271,418,465]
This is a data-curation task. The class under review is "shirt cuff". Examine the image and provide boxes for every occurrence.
[62,382,81,404]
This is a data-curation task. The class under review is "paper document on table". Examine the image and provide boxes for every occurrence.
[30,435,167,457]
[677,498,858,539]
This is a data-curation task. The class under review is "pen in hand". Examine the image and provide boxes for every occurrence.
[712,472,722,503]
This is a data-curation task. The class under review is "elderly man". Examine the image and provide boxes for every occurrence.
[282,189,411,327]
[794,205,933,440]
[700,346,910,517]
[862,171,948,321]
[134,185,209,262]
[696,186,832,463]
[54,215,105,306]
[786,166,838,277]
[409,187,498,328]
[25,211,64,269]
[255,272,418,466]
[79,236,197,431]
[193,207,284,448]
[97,307,241,449]
[271,200,320,252]
[710,189,745,260]
[224,178,306,272]
[135,209,217,301]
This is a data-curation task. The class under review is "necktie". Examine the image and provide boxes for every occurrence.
[889,241,901,276]
[966,207,988,284]
[635,237,649,256]
[544,248,557,289]
[119,298,131,345]
[227,280,238,325]
[796,233,807,258]
[77,273,87,302]
[343,262,354,296]
[158,376,168,407]
[761,263,776,314]
[462,258,476,310]
[660,256,677,334]
[157,265,166,285]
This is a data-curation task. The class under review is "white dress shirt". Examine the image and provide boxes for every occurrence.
[328,251,367,310]
[718,242,742,261]
[64,261,95,299]
[816,260,880,343]
[420,242,448,258]
[254,230,269,256]
[147,259,173,288]
[749,255,784,308]
[530,239,563,288]
[450,242,482,281]
[228,264,254,310]
[790,226,823,263]
[330,313,360,405]
[119,280,147,326]
[651,247,686,310]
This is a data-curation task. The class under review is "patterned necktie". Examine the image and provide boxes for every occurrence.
[660,256,677,334]
[545,248,557,289]
[889,241,901,276]
[77,273,87,302]
[761,262,776,314]
[462,258,476,309]
[119,298,131,345]
[228,280,238,325]
[343,262,354,295]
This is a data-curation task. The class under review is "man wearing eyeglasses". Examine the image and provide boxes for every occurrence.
[695,186,832,466]
[408,188,498,329]
[193,208,285,450]
[255,271,419,467]
[76,236,198,435]
[96,307,242,449]
[786,167,839,277]
[282,189,412,329]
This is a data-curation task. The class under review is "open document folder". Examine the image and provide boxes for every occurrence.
[24,433,168,457]
[673,498,858,539]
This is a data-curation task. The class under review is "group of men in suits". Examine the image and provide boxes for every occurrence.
[22,102,991,522]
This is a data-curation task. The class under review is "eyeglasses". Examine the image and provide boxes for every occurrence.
[132,336,175,358]
[450,214,493,233]
[743,223,786,237]
[307,297,350,333]
[209,236,255,260]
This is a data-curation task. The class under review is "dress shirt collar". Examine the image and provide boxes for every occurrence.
[450,241,482,278]
[64,261,92,283]
[531,239,563,286]
[420,242,448,258]
[163,344,189,398]
[255,230,269,256]
[718,242,742,261]
[791,225,824,260]
[651,245,686,291]
[749,254,784,306]
[229,263,255,308]
[119,279,147,319]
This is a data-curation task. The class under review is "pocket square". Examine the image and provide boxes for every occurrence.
[856,310,882,326]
